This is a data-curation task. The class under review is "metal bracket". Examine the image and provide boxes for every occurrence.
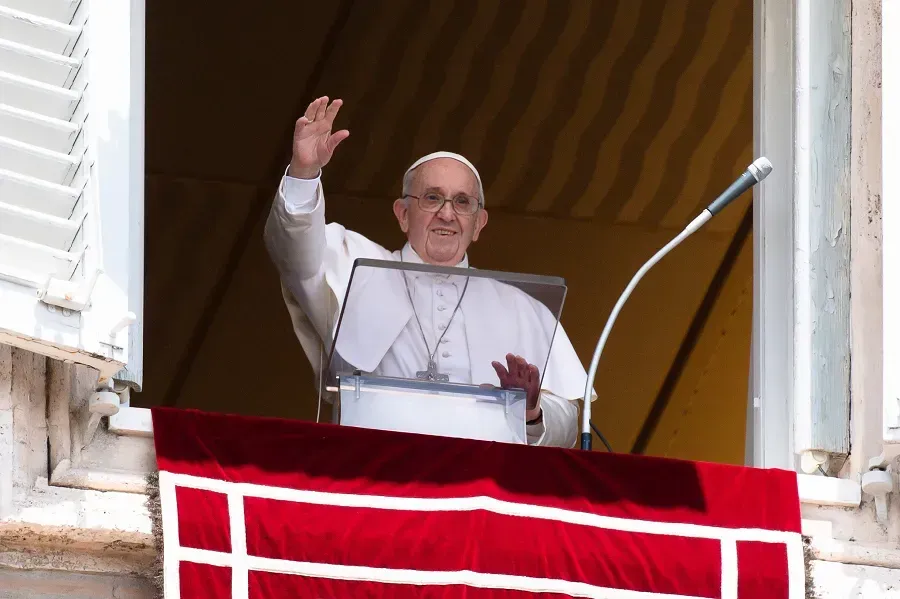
[799,450,832,474]
[888,397,900,431]
[82,390,121,447]
[98,312,137,353]
[38,268,101,312]
[862,452,896,524]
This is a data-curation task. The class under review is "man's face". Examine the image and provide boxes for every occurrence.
[392,158,489,266]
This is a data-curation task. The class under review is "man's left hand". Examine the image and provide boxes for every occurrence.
[491,354,541,422]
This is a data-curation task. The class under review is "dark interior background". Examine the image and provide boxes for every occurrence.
[138,0,754,463]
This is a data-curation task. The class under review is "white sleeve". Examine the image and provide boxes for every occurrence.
[282,168,322,215]
[527,392,579,448]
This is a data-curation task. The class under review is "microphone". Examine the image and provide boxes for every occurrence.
[580,157,774,451]
[707,157,774,215]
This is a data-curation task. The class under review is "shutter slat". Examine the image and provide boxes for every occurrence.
[0,134,79,183]
[0,0,79,24]
[0,232,79,284]
[0,167,80,218]
[0,37,79,87]
[0,102,79,152]
[0,70,81,119]
[0,199,81,249]
[0,5,81,55]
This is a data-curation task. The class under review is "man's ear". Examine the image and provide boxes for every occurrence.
[472,208,489,242]
[393,198,409,233]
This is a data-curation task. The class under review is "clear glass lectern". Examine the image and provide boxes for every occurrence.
[322,258,567,444]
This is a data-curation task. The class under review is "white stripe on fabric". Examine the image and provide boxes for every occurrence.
[720,539,738,599]
[158,471,182,599]
[176,546,708,599]
[163,471,801,545]
[786,534,806,599]
[228,492,249,599]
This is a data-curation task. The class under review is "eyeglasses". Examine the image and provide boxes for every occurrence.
[403,192,482,216]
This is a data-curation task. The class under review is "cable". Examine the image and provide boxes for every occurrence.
[316,343,324,424]
[590,421,613,452]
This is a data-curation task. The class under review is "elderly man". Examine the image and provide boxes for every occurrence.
[265,97,592,448]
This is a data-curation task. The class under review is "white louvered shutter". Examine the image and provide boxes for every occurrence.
[0,0,143,384]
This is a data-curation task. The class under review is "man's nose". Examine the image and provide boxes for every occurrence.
[437,201,456,220]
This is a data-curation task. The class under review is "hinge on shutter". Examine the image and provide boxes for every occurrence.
[38,268,100,312]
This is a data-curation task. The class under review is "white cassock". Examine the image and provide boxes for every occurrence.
[264,156,595,448]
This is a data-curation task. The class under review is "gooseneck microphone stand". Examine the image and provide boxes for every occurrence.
[580,158,774,451]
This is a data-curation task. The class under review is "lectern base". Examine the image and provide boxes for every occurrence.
[336,375,527,444]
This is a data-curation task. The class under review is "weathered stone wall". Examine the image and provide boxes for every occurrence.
[0,568,155,599]
[0,344,155,597]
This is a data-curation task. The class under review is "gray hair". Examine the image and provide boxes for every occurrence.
[401,166,417,204]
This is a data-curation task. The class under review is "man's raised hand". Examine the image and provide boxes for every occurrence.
[289,97,350,180]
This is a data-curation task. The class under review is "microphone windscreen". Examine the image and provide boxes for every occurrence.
[751,157,774,181]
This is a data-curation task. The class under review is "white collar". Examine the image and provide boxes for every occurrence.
[400,243,469,269]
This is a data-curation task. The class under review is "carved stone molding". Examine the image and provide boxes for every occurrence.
[46,361,155,494]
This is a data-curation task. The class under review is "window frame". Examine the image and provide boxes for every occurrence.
[753,0,859,486]
[749,0,796,470]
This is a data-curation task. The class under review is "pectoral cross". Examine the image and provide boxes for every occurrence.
[416,359,450,382]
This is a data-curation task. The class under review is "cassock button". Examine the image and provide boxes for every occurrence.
[438,323,447,330]
[440,338,449,344]
[437,290,444,297]
[437,305,446,312]
[442,351,451,358]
